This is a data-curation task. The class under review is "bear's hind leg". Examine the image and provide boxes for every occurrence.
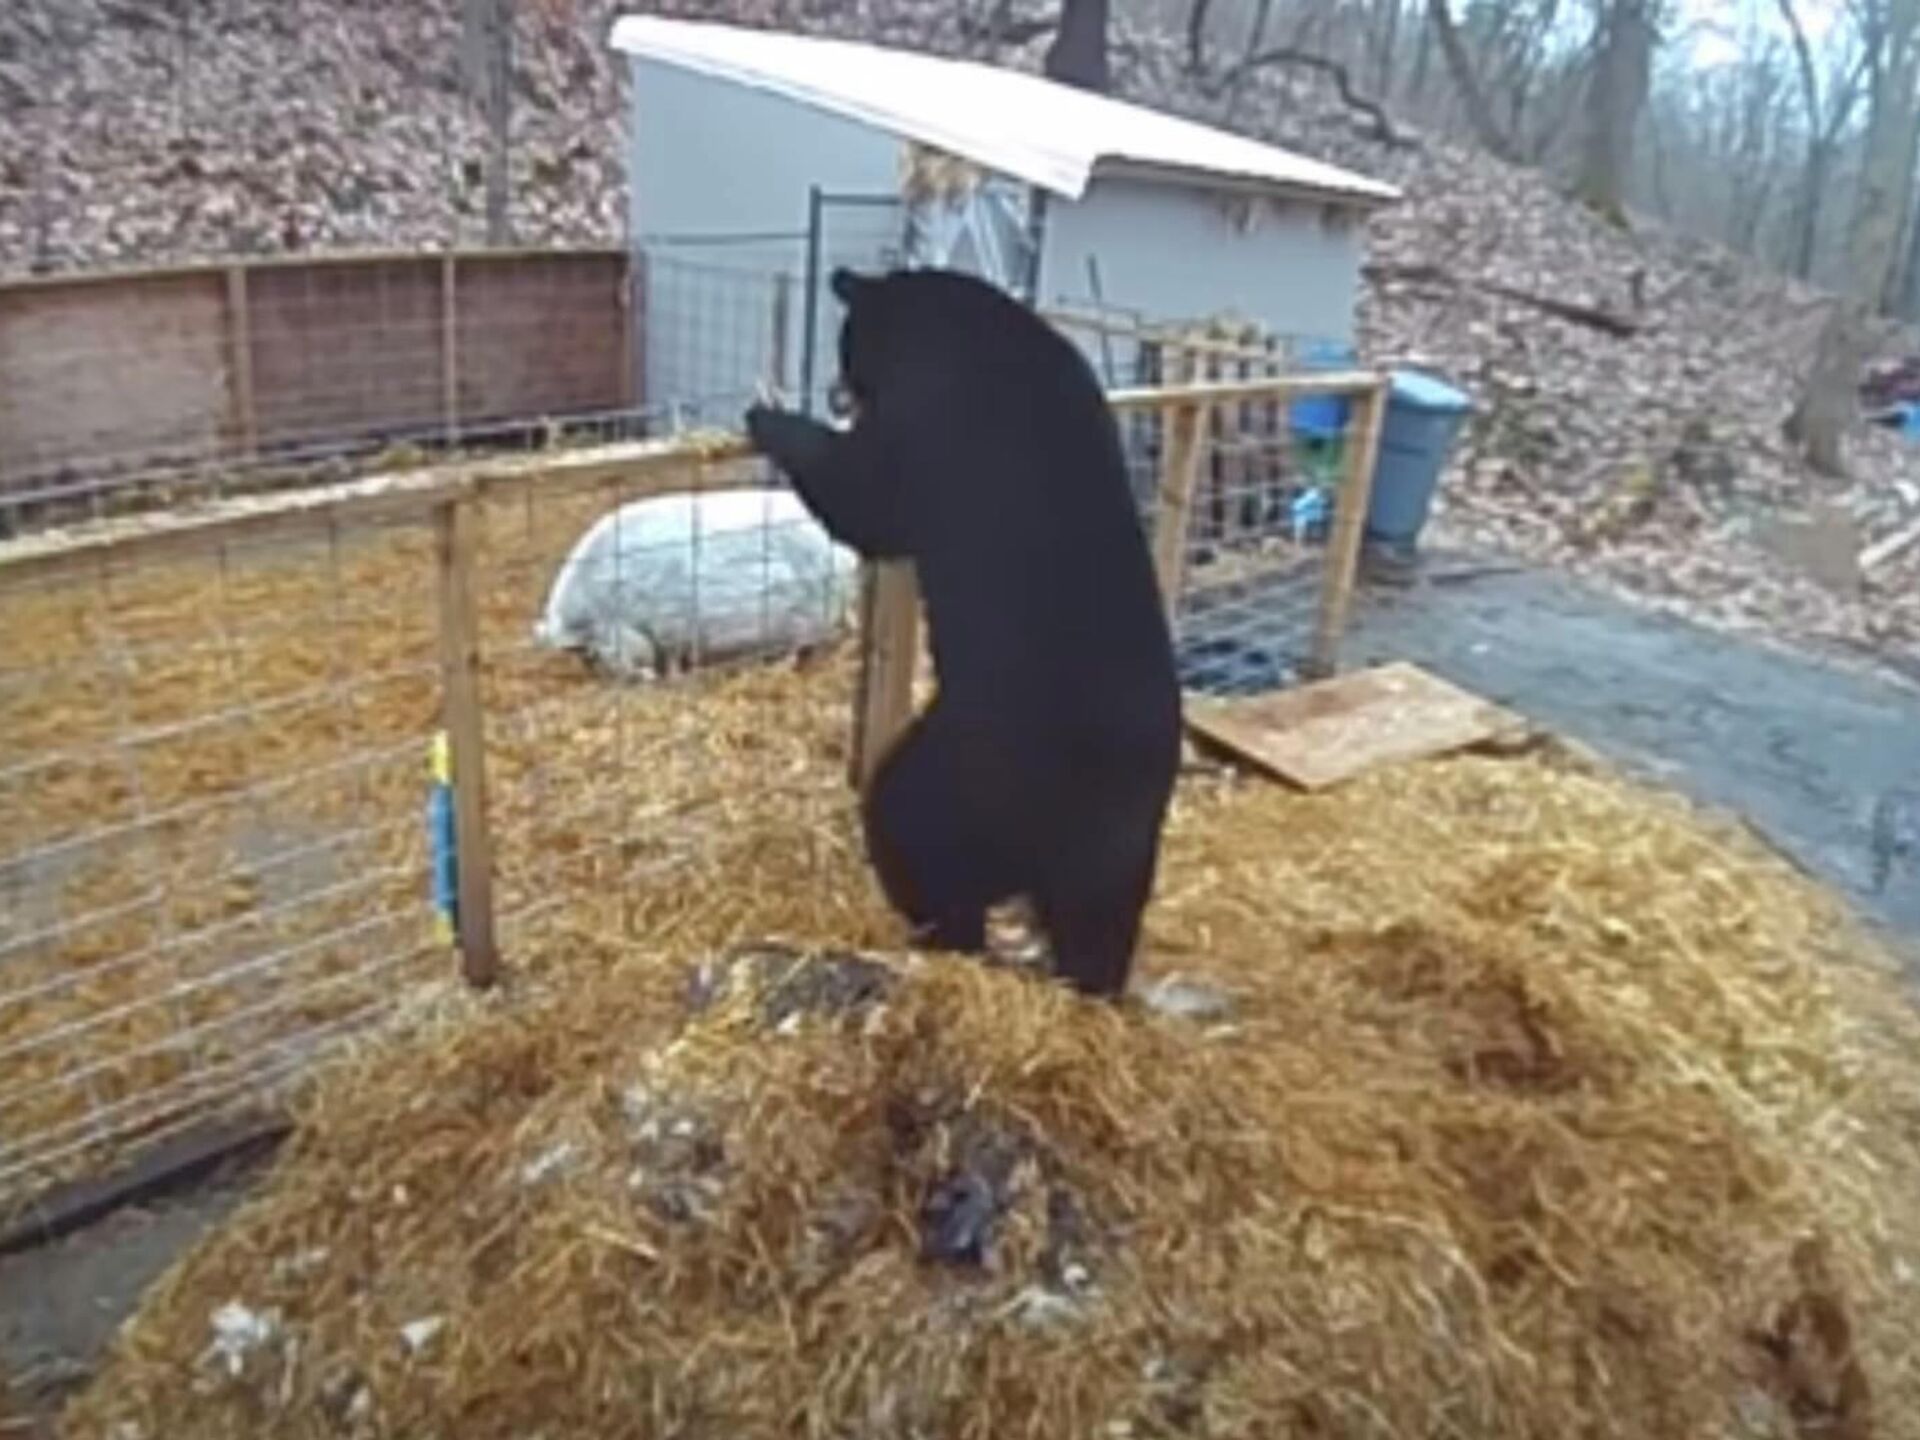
[1034,840,1158,1000]
[861,720,1008,954]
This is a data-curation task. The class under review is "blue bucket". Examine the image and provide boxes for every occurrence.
[1365,369,1472,547]
[1290,339,1356,442]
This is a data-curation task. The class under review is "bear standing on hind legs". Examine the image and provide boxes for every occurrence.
[744,267,1182,1000]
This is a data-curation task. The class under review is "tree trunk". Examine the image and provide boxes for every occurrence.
[1044,0,1110,93]
[1219,0,1276,126]
[1644,110,1674,218]
[1893,183,1920,320]
[1787,302,1862,477]
[1792,143,1830,280]
[1186,0,1214,74]
[1376,0,1401,99]
[1409,1,1434,103]
[463,0,514,246]
[1788,0,1920,474]
[1851,0,1920,300]
[1878,115,1920,314]
[1576,0,1657,222]
[1778,0,1828,279]
[1424,0,1520,162]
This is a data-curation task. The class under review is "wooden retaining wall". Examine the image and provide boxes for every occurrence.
[0,249,636,500]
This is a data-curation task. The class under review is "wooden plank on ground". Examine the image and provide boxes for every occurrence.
[1184,661,1524,792]
[0,1112,291,1257]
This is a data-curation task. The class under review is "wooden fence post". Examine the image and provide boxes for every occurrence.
[440,253,461,446]
[224,265,258,459]
[434,495,499,986]
[1306,376,1388,680]
[1152,398,1209,621]
[849,560,921,790]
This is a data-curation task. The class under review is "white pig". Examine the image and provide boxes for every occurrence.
[534,488,861,680]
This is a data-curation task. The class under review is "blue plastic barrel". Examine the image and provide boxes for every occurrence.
[1289,338,1356,442]
[1365,369,1472,547]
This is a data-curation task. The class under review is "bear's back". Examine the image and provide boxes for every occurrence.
[864,272,1177,742]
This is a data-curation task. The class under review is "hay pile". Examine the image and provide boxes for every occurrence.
[60,744,1920,1440]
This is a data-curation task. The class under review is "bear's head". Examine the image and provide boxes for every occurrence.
[828,266,1028,416]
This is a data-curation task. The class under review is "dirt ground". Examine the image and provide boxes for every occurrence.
[6,554,1920,1433]
[0,1172,256,1436]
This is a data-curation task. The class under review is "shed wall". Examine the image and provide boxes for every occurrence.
[628,57,904,417]
[1036,175,1364,379]
[626,65,1371,414]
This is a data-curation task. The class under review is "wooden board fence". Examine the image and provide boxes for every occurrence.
[0,248,635,501]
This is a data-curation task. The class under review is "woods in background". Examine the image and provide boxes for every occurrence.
[13,0,1920,475]
[991,0,1920,329]
[1022,0,1920,472]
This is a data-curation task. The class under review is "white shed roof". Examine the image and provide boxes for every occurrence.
[609,16,1400,209]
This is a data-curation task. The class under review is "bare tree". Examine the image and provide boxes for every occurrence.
[1371,0,1403,98]
[1721,36,1793,249]
[1409,2,1437,102]
[1188,0,1411,144]
[1466,0,1569,153]
[1577,0,1661,220]
[1890,174,1920,317]
[1185,0,1215,72]
[1788,0,1920,475]
[1217,0,1277,126]
[1777,0,1869,280]
[462,0,514,246]
[1045,0,1111,91]
[1425,0,1524,161]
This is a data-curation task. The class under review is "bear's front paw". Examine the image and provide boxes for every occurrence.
[743,402,785,454]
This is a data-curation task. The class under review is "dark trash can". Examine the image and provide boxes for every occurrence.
[1366,370,1472,548]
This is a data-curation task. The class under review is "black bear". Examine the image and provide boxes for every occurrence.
[744,267,1181,999]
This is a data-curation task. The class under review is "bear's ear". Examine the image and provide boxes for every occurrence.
[829,267,871,305]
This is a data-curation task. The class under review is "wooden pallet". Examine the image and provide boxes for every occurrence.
[1184,661,1526,792]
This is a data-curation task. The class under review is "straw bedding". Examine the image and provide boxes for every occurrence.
[0,457,851,1205]
[55,724,1920,1439]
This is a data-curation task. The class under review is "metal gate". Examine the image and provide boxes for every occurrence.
[796,166,1049,410]
[797,191,904,415]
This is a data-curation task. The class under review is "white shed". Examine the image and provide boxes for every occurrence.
[608,16,1399,418]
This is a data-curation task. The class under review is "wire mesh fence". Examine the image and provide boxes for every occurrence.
[1058,313,1382,697]
[0,439,864,1213]
[0,507,445,1204]
[0,249,1384,1220]
[475,452,864,954]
